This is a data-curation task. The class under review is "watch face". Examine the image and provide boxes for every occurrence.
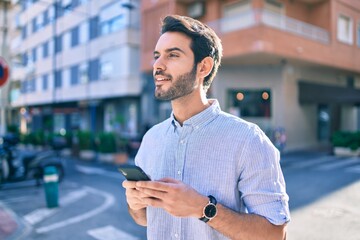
[204,204,217,218]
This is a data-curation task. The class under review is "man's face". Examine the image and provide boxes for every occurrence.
[153,32,197,101]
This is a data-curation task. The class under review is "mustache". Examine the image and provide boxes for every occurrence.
[154,70,172,78]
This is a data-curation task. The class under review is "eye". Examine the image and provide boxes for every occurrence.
[169,53,179,58]
[154,55,160,60]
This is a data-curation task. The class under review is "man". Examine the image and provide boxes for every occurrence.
[123,15,290,240]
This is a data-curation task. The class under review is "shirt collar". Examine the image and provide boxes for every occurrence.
[170,99,221,130]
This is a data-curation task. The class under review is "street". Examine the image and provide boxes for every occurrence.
[1,152,360,240]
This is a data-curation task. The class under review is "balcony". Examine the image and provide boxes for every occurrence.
[208,9,330,44]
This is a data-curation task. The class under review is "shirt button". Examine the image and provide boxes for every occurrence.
[177,170,181,175]
[174,233,179,238]
[180,139,185,144]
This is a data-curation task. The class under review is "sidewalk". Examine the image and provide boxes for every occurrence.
[280,149,332,167]
[0,201,30,240]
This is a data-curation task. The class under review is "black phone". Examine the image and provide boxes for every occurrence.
[118,165,151,181]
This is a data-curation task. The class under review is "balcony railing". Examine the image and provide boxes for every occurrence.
[208,9,330,44]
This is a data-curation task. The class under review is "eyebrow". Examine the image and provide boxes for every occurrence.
[153,47,186,55]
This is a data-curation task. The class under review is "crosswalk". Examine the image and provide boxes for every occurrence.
[282,155,360,173]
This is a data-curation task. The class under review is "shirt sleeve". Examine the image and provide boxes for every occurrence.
[237,126,291,225]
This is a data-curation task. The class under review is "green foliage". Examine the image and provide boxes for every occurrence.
[7,125,19,134]
[77,130,93,150]
[97,132,117,153]
[331,131,360,151]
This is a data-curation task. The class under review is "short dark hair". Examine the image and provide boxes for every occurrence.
[160,15,222,91]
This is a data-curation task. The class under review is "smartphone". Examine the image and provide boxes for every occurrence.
[118,165,151,181]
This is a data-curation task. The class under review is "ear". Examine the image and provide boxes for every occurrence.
[197,56,214,80]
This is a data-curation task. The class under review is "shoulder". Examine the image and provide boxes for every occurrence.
[142,118,172,140]
[216,111,261,137]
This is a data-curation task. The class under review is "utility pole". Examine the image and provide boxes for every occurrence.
[0,0,10,135]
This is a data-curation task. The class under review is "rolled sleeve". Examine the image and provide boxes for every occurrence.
[238,126,291,225]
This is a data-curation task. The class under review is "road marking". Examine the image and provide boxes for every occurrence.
[285,156,337,169]
[314,158,360,171]
[24,188,88,225]
[35,186,115,234]
[76,165,106,174]
[87,225,139,240]
[76,165,122,179]
[345,165,360,174]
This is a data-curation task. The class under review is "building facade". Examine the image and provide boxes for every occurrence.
[140,0,360,151]
[9,0,142,138]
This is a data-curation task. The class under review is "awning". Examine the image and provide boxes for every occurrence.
[298,81,360,105]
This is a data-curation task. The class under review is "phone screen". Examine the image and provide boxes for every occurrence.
[118,165,151,181]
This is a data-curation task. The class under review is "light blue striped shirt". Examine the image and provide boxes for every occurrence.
[135,99,290,240]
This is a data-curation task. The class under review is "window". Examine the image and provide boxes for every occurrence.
[70,65,79,85]
[21,25,27,39]
[42,74,48,90]
[55,2,64,19]
[29,78,36,92]
[43,41,49,58]
[54,34,63,53]
[222,0,252,33]
[100,1,127,35]
[89,16,99,40]
[71,26,79,47]
[264,0,284,14]
[63,0,73,15]
[101,15,126,35]
[79,63,88,84]
[21,81,27,93]
[88,59,99,81]
[54,70,62,88]
[228,89,272,118]
[43,9,50,26]
[72,0,80,9]
[48,5,55,22]
[100,61,113,80]
[32,47,37,62]
[32,17,37,33]
[22,53,28,66]
[337,14,353,45]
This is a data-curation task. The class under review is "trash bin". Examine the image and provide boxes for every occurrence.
[43,166,59,208]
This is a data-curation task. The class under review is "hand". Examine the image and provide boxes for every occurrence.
[135,178,208,218]
[122,180,152,211]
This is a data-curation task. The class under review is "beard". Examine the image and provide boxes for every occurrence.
[154,65,197,101]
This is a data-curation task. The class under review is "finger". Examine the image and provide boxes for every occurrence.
[137,187,167,200]
[158,177,180,184]
[136,180,173,192]
[122,180,138,189]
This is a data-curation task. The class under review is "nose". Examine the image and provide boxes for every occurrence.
[153,56,166,73]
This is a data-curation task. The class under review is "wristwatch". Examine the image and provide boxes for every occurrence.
[199,195,217,223]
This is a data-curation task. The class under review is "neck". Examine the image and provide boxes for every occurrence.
[171,91,210,126]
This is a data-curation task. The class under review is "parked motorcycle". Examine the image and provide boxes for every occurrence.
[0,134,65,186]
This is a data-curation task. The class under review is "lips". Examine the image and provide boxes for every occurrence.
[154,74,172,84]
[155,77,171,81]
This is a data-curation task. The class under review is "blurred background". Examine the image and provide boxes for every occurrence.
[0,0,359,240]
